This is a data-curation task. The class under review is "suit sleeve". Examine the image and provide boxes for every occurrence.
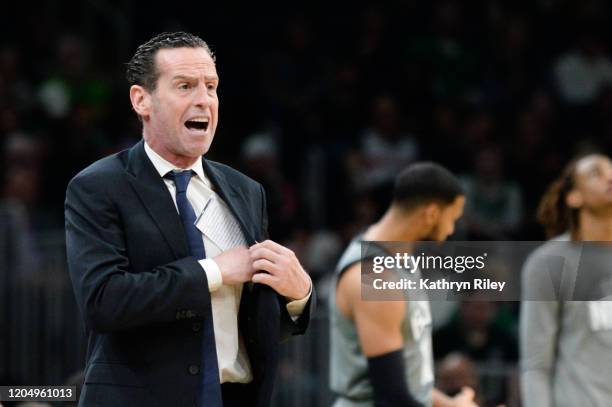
[65,172,211,333]
[256,183,315,340]
[520,253,560,407]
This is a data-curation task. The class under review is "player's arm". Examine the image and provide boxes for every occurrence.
[338,263,423,407]
[339,264,479,407]
[519,254,559,407]
[519,301,558,407]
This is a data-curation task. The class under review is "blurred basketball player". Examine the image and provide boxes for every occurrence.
[329,162,478,407]
[521,154,612,406]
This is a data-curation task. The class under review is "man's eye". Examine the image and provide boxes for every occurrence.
[178,83,190,90]
[207,84,217,91]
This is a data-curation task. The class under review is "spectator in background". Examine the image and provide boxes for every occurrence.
[38,35,111,120]
[461,145,523,239]
[0,134,44,279]
[38,35,114,220]
[434,299,517,406]
[348,94,420,193]
[554,29,612,107]
[0,134,45,384]
[0,46,35,115]
[437,353,482,405]
[404,1,480,102]
[241,129,298,241]
[434,300,517,365]
[507,95,564,238]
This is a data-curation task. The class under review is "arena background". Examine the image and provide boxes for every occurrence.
[2,1,612,405]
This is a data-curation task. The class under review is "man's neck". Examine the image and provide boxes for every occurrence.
[144,136,199,169]
[578,210,612,241]
[364,207,422,242]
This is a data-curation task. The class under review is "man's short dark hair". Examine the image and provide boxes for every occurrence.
[126,31,214,91]
[392,162,463,210]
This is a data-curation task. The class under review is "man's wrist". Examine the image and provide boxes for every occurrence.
[285,283,312,319]
[285,281,312,303]
[199,258,223,292]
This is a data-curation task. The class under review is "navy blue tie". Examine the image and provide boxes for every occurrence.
[166,170,222,407]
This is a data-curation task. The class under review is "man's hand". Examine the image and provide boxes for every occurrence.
[433,387,479,407]
[214,246,256,285]
[249,240,312,301]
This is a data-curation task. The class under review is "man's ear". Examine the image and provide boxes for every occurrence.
[566,189,583,209]
[130,85,151,119]
[423,203,441,226]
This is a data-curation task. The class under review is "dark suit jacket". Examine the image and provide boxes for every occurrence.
[65,140,313,407]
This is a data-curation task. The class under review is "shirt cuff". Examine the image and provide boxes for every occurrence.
[286,284,313,321]
[199,258,223,292]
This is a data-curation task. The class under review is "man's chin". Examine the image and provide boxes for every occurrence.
[184,142,211,158]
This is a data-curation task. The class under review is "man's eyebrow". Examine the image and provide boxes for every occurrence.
[171,74,219,81]
[172,75,197,81]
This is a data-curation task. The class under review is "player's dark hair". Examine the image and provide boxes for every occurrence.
[537,157,583,239]
[392,162,463,210]
[126,31,214,91]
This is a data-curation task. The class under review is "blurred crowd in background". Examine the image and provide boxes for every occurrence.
[2,0,612,405]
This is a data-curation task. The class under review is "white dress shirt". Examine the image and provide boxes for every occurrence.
[143,141,309,383]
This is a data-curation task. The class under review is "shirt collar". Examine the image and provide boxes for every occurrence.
[144,140,208,185]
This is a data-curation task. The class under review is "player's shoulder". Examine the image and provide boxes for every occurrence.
[338,262,362,296]
[530,233,570,257]
[522,233,572,275]
[338,262,405,318]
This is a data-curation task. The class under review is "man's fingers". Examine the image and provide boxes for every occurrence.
[252,271,280,289]
[250,247,282,264]
[250,239,294,257]
[253,258,281,275]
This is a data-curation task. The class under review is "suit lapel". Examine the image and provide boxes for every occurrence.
[202,159,257,245]
[125,140,189,259]
[123,141,257,256]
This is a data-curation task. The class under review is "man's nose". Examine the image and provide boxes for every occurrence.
[604,164,612,182]
[193,83,213,107]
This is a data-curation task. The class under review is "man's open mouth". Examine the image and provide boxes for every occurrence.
[185,119,209,131]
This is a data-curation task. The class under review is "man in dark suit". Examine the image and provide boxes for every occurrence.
[65,32,313,407]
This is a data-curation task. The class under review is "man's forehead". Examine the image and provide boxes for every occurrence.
[155,47,217,77]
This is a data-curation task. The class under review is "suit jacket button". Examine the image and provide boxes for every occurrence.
[192,322,202,332]
[188,364,200,375]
